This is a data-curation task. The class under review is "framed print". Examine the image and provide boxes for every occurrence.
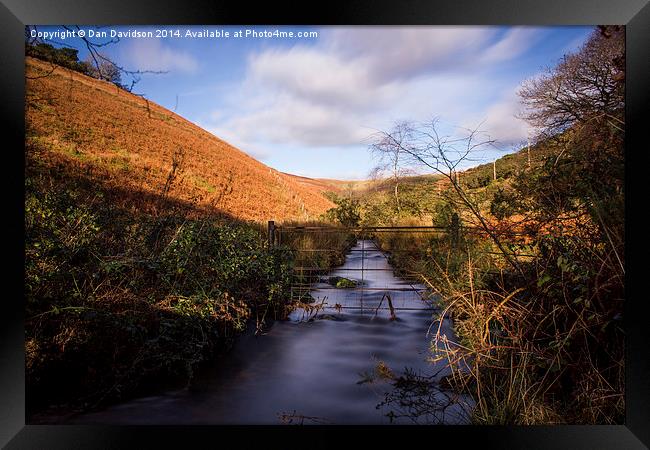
[1,0,648,448]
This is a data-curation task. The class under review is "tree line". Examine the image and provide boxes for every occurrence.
[26,41,124,88]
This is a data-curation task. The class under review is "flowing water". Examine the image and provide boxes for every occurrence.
[69,239,469,425]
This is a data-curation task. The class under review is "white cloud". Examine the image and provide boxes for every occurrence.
[120,39,199,73]
[206,27,544,151]
[213,94,371,147]
[463,89,533,147]
[202,124,271,161]
[248,47,373,108]
[327,27,497,81]
[480,27,543,63]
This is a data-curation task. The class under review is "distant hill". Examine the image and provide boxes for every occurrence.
[361,138,555,195]
[456,140,557,189]
[25,56,335,222]
[349,140,557,227]
[281,173,343,193]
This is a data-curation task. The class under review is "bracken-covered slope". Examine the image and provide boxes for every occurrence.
[25,56,335,222]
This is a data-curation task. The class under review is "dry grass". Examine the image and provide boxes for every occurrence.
[420,242,624,424]
[25,56,335,223]
[281,173,344,193]
[372,216,624,425]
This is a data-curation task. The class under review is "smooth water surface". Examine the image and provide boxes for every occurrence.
[69,240,469,425]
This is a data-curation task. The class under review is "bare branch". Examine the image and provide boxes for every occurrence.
[518,27,624,137]
[369,120,524,275]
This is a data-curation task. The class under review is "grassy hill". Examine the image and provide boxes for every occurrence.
[456,140,559,189]
[348,139,558,227]
[360,139,553,196]
[281,173,344,193]
[25,56,334,223]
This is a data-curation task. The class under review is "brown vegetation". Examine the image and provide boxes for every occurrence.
[360,26,624,424]
[25,56,335,223]
[24,55,342,420]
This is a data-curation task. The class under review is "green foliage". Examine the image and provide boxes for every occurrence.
[431,197,457,227]
[25,181,101,306]
[355,176,444,226]
[26,42,91,74]
[328,276,357,288]
[360,197,394,226]
[489,187,518,220]
[25,170,294,414]
[323,194,361,227]
[158,220,291,312]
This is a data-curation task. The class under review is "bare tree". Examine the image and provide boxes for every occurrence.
[518,26,624,138]
[370,121,414,214]
[517,26,625,271]
[62,26,167,91]
[26,25,166,96]
[84,55,122,85]
[371,119,523,274]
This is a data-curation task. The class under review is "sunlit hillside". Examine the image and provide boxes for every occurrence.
[25,56,335,222]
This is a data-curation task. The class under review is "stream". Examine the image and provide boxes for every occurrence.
[69,239,470,425]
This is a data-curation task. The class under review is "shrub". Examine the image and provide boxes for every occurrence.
[25,168,294,415]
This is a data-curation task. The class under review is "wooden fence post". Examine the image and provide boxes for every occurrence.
[268,220,275,248]
[450,213,459,249]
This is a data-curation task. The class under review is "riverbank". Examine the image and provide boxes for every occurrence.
[60,240,470,425]
[25,147,359,422]
[25,152,298,420]
[372,217,624,424]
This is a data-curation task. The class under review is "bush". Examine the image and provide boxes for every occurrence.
[489,187,518,220]
[323,194,361,227]
[25,169,294,415]
[26,42,91,75]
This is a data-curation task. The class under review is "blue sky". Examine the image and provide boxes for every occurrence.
[33,25,593,180]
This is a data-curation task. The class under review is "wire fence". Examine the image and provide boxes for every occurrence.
[268,221,538,312]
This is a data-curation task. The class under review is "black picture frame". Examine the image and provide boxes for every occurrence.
[2,0,648,448]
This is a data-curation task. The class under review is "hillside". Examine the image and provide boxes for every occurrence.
[361,139,552,195]
[25,56,335,222]
[349,140,559,228]
[281,173,342,192]
[357,136,558,203]
[456,140,558,189]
